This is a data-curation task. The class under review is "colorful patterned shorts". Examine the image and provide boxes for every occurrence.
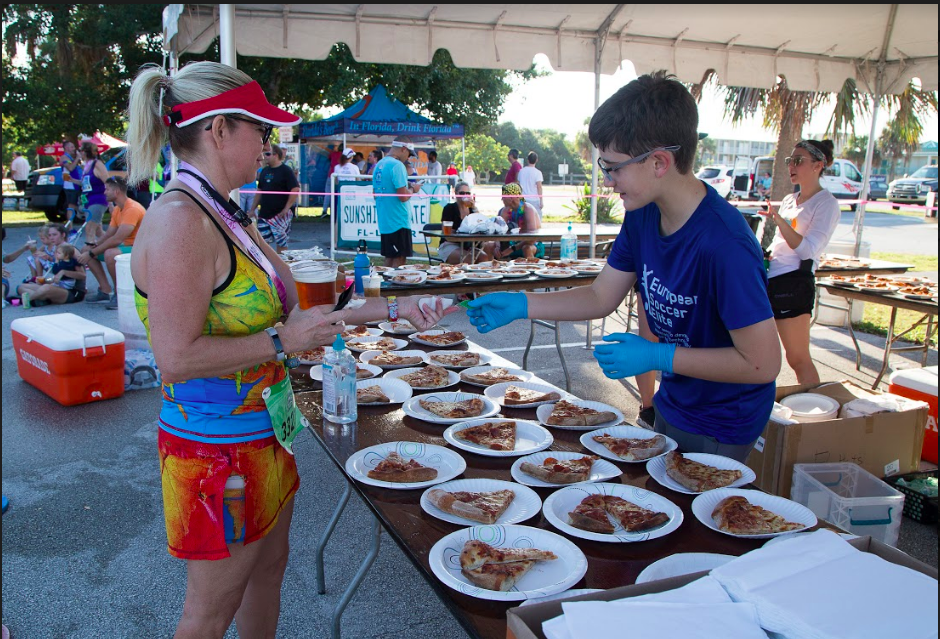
[157,428,299,560]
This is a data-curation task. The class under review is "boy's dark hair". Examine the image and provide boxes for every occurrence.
[588,70,698,174]
[508,148,519,160]
[527,151,538,165]
[106,175,128,192]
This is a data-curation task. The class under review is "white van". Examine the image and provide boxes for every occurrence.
[747,156,864,209]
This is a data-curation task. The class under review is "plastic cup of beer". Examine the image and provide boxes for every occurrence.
[364,275,383,298]
[290,260,338,309]
[442,221,453,236]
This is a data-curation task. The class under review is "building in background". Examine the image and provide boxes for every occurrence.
[699,138,775,168]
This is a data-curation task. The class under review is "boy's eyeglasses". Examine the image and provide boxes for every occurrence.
[784,156,812,167]
[205,115,274,145]
[597,145,681,181]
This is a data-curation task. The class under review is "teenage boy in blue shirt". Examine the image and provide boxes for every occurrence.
[466,71,781,462]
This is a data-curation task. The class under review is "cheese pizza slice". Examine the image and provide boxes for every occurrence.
[503,385,562,406]
[711,496,803,535]
[592,433,667,461]
[418,397,486,419]
[430,352,480,367]
[460,367,524,386]
[399,365,451,388]
[453,421,516,451]
[366,451,437,483]
[356,385,391,404]
[369,352,424,367]
[459,540,557,571]
[416,331,466,346]
[425,488,515,524]
[664,451,743,492]
[348,337,399,351]
[519,455,596,484]
[462,561,536,592]
[546,400,617,427]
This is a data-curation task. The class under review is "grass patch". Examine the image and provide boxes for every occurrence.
[870,253,938,272]
[2,209,48,226]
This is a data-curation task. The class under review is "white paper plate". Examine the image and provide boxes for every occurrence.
[378,320,418,335]
[344,336,409,353]
[779,393,841,418]
[420,478,543,526]
[635,553,736,584]
[542,483,683,543]
[426,272,468,285]
[296,346,332,365]
[484,381,569,408]
[536,400,625,431]
[574,266,603,275]
[410,329,468,348]
[427,350,493,369]
[691,488,818,540]
[856,285,899,294]
[465,261,498,271]
[646,452,756,494]
[579,425,678,464]
[512,258,547,266]
[428,525,588,601]
[397,263,432,271]
[517,589,605,607]
[510,451,622,488]
[387,272,428,285]
[443,419,553,457]
[491,269,531,278]
[384,366,461,390]
[355,377,414,405]
[458,366,534,388]
[345,441,467,490]
[402,392,500,425]
[309,362,382,382]
[465,273,504,283]
[534,269,577,279]
[341,326,384,340]
[359,349,430,369]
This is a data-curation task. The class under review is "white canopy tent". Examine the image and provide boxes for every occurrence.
[163,4,938,255]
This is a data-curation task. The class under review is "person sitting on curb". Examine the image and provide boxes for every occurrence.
[16,242,86,305]
[77,176,146,308]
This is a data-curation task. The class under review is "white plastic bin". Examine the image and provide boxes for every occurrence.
[791,463,905,547]
[115,253,149,351]
[816,240,870,326]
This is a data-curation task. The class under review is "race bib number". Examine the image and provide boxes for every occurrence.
[262,375,308,454]
[82,174,92,193]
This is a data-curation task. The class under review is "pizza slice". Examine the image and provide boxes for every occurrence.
[366,451,438,483]
[349,337,399,351]
[503,385,562,406]
[399,365,451,388]
[592,433,667,461]
[294,346,326,363]
[425,488,515,524]
[603,495,670,532]
[418,397,485,419]
[664,451,743,492]
[568,494,615,534]
[453,421,517,451]
[369,352,424,367]
[341,325,370,340]
[519,455,597,484]
[430,352,481,367]
[459,540,557,571]
[357,385,391,404]
[417,331,466,345]
[389,321,416,333]
[546,400,617,427]
[462,560,536,592]
[711,496,804,535]
[460,367,524,386]
[355,365,378,380]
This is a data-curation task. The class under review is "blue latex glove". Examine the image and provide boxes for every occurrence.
[466,292,528,334]
[593,332,677,379]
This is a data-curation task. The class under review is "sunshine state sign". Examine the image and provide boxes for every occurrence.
[301,119,464,139]
[336,183,435,251]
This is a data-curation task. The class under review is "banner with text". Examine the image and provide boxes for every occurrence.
[337,182,434,251]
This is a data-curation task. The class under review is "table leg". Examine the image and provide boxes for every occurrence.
[316,482,352,595]
[923,315,935,367]
[845,299,863,371]
[555,320,572,392]
[873,307,899,389]
[523,320,536,370]
[331,515,381,639]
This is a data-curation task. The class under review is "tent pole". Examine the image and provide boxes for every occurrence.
[854,76,884,257]
[219,4,236,68]
[330,173,336,260]
[585,36,602,351]
[461,137,466,177]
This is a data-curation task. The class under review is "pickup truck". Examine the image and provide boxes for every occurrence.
[887,165,938,208]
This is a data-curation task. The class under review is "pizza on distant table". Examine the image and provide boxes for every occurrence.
[519,455,597,484]
[341,325,370,340]
[460,367,524,386]
[430,352,480,367]
[453,421,516,451]
[503,385,562,406]
[369,352,424,367]
[418,397,486,419]
[357,385,391,404]
[664,451,743,492]
[355,366,378,380]
[388,321,416,333]
[513,257,543,265]
[425,488,515,524]
[348,337,399,351]
[546,400,617,427]
[458,540,557,591]
[399,365,451,388]
[567,494,669,534]
[294,346,326,363]
[711,496,803,535]
[592,433,667,461]
[415,331,466,346]
[366,451,437,483]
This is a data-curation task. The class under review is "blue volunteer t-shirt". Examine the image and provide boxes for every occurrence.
[608,185,776,445]
[372,156,411,234]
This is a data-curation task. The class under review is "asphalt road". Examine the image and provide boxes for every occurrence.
[2,219,936,638]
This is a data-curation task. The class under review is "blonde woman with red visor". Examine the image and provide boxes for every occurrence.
[125,61,454,638]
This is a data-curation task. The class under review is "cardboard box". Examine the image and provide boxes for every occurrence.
[746,381,927,497]
[506,536,938,639]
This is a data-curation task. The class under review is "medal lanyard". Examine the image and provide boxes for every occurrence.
[176,161,289,311]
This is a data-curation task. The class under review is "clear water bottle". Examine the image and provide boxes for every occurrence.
[353,239,370,296]
[560,223,578,260]
[322,334,357,424]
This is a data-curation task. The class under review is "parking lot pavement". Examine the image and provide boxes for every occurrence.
[2,222,936,637]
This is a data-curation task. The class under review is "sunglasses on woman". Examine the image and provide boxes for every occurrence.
[456,191,471,195]
[784,156,815,167]
[205,115,274,145]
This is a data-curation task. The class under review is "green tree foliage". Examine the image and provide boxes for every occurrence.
[435,134,508,182]
[694,136,717,171]
[842,134,881,173]
[564,181,623,223]
[483,122,583,182]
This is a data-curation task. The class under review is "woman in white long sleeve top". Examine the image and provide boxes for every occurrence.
[764,139,841,384]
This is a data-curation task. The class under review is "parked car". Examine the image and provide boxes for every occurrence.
[867,175,888,200]
[746,156,865,210]
[695,165,734,199]
[887,164,938,208]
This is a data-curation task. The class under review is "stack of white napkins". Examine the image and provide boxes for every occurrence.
[840,395,929,418]
[710,530,938,639]
[542,576,767,639]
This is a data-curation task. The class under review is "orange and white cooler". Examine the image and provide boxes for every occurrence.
[889,366,938,464]
[12,312,126,406]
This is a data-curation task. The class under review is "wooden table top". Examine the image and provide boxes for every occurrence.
[817,284,939,314]
[815,256,913,277]
[292,342,816,639]
[422,230,620,243]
